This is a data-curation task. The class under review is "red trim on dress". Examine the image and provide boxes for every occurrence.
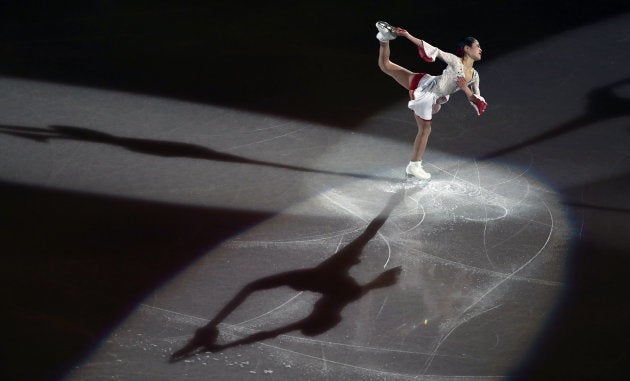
[417,44,435,62]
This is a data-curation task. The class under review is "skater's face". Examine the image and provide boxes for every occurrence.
[465,40,482,61]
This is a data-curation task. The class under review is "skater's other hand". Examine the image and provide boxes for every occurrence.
[456,76,468,89]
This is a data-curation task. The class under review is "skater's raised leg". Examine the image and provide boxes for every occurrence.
[377,40,416,90]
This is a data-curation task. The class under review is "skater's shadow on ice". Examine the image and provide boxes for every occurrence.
[0,124,398,181]
[480,77,630,160]
[170,191,404,361]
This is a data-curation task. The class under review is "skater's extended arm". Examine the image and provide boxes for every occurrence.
[396,27,457,65]
[395,28,424,48]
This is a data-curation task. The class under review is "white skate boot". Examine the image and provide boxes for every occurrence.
[406,161,431,180]
[376,21,397,42]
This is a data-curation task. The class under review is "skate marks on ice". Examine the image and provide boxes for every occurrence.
[162,159,562,378]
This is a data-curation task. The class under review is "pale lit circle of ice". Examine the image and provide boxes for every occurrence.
[258,124,570,378]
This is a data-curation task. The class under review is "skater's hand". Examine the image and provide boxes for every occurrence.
[394,27,409,37]
[456,76,468,90]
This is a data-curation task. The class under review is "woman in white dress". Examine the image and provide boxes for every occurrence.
[376,21,487,180]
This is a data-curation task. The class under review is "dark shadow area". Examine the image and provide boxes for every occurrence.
[0,124,399,182]
[563,172,630,215]
[510,240,630,381]
[171,190,404,361]
[563,201,630,214]
[0,180,275,381]
[1,1,629,128]
[510,172,630,381]
[480,78,630,160]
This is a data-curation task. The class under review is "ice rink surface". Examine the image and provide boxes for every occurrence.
[1,2,629,380]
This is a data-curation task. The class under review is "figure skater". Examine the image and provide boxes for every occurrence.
[376,21,487,180]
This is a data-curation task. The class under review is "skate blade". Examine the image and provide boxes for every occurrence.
[404,174,431,186]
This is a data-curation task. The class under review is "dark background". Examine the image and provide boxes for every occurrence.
[3,0,629,127]
[1,1,629,380]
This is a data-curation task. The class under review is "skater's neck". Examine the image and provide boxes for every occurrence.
[461,55,475,69]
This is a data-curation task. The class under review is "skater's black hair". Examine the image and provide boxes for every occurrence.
[455,36,478,57]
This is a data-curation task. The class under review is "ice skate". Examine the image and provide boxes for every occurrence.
[405,161,431,181]
[376,21,397,42]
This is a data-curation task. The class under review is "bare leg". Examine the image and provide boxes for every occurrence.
[412,115,432,161]
[378,41,415,89]
[378,40,431,169]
